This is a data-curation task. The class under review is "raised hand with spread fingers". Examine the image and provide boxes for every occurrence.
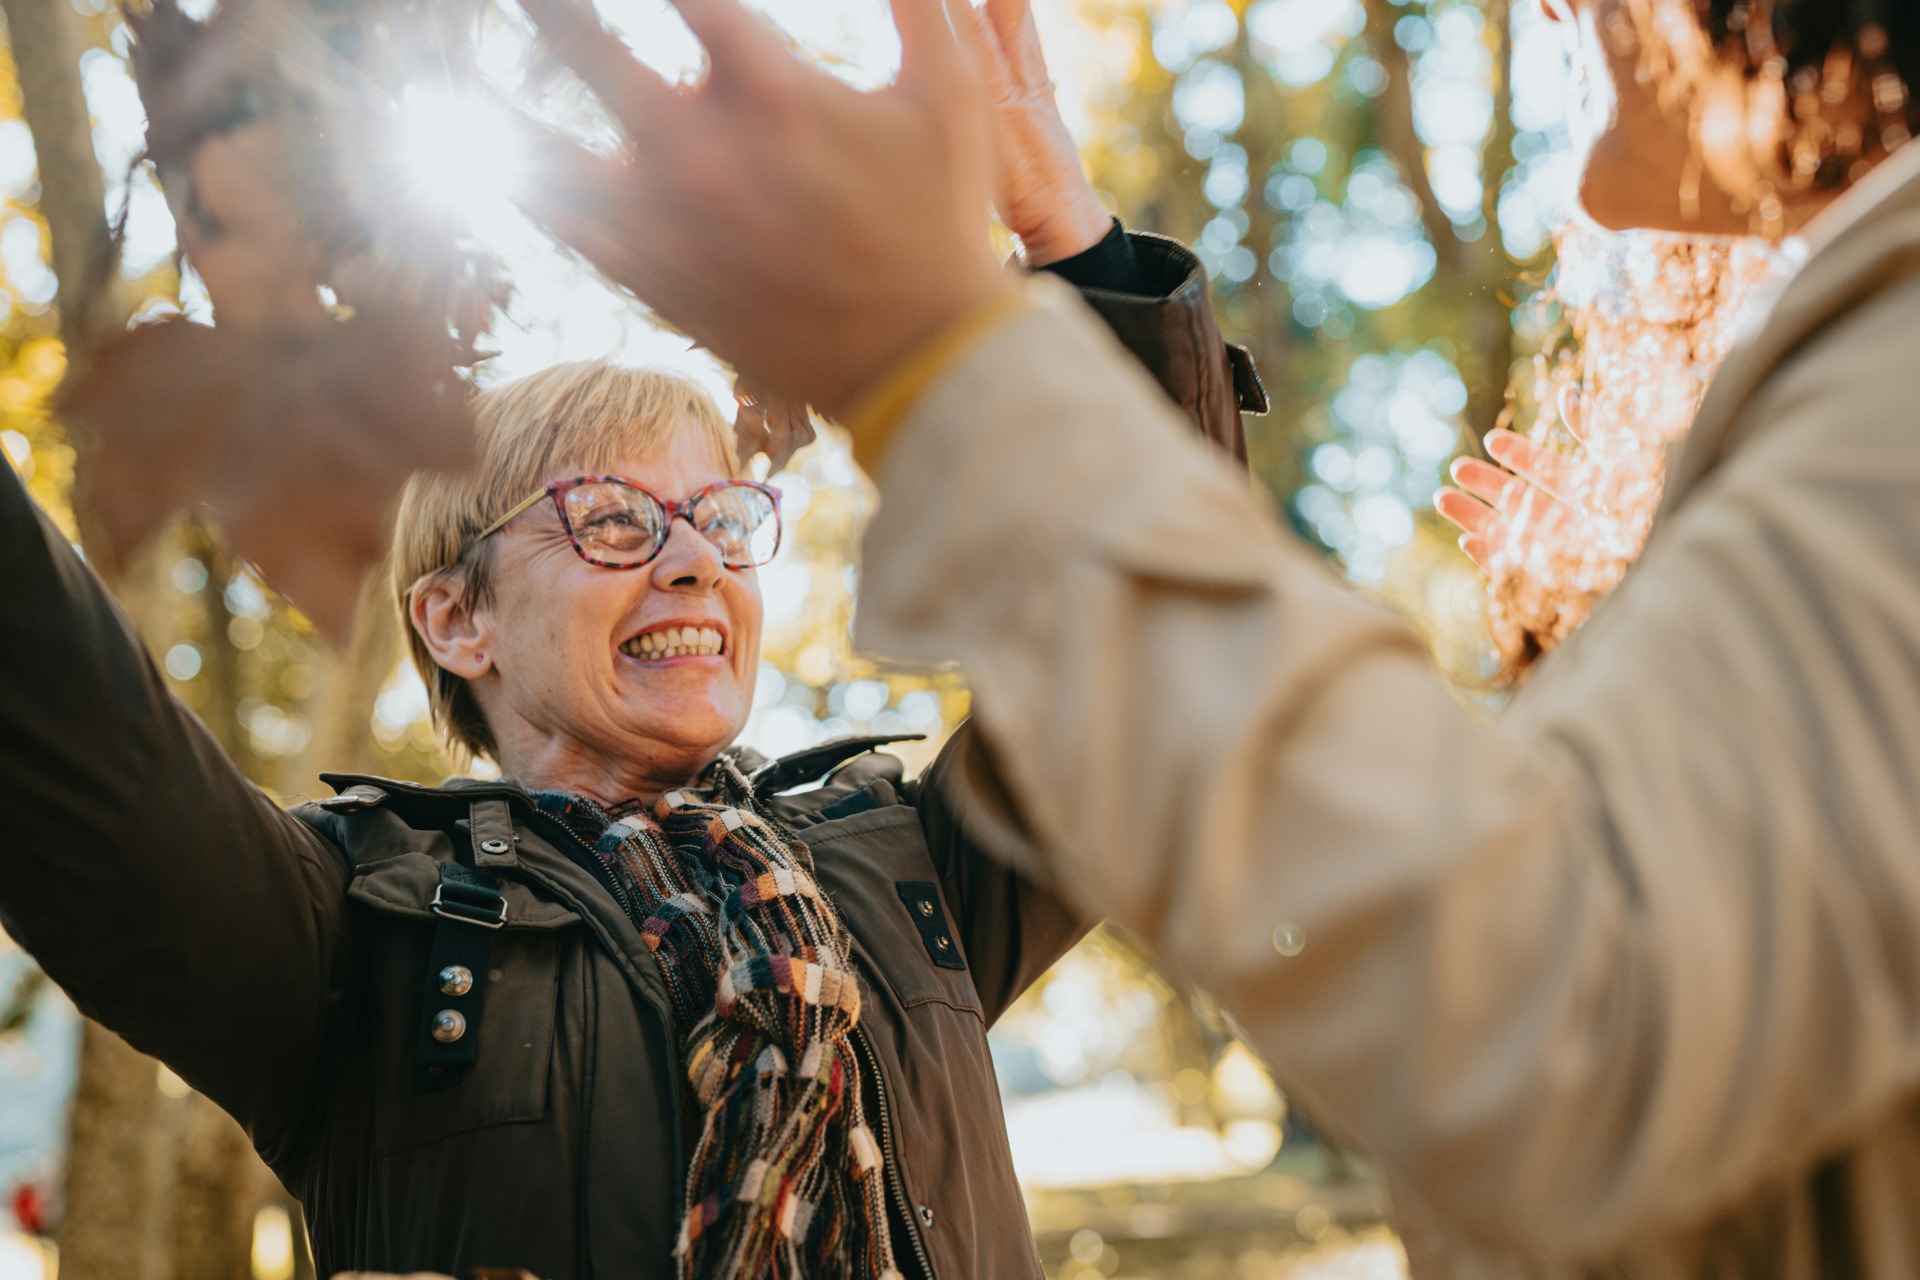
[514,0,1010,420]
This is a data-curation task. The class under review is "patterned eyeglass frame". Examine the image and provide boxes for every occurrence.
[462,476,784,570]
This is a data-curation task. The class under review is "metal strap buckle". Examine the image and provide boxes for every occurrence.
[430,886,509,930]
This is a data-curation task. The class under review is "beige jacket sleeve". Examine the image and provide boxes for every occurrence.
[852,274,1920,1263]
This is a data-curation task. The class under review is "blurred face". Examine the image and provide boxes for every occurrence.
[1557,0,1698,231]
[454,417,764,801]
[1550,0,1839,235]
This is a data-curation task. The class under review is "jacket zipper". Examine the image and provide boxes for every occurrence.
[853,1024,936,1280]
[586,835,646,924]
[746,779,936,1278]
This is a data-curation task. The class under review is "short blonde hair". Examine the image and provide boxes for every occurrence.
[393,361,738,762]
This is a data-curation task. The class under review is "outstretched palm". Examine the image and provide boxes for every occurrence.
[1436,427,1590,571]
[512,0,1009,420]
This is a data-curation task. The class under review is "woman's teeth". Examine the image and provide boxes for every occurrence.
[623,627,725,660]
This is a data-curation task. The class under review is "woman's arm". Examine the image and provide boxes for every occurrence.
[904,226,1252,1018]
[0,462,355,1168]
[911,18,1260,1003]
[853,274,1920,1261]
[978,0,1263,459]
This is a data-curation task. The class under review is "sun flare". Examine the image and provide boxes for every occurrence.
[392,86,528,223]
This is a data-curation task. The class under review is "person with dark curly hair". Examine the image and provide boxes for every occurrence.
[1437,0,1920,669]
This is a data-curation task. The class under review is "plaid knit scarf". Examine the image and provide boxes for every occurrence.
[534,759,902,1280]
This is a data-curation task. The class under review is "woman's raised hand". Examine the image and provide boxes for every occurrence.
[513,0,1010,420]
[1435,428,1585,571]
[962,0,1113,265]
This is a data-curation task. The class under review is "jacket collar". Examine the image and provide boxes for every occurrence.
[1658,143,1920,519]
[316,732,922,816]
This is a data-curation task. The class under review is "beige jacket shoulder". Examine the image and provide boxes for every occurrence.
[854,161,1920,1278]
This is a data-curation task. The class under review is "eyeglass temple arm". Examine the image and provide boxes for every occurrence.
[471,488,554,544]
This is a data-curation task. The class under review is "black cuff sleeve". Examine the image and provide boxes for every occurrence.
[1038,218,1155,297]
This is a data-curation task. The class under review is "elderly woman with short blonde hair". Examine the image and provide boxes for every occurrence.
[0,27,1264,1263]
[0,312,1242,1276]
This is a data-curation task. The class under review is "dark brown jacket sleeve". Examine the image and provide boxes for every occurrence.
[1046,229,1268,465]
[0,463,353,1165]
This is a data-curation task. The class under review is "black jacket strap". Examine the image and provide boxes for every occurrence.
[414,860,506,1093]
[896,880,967,971]
[469,797,520,870]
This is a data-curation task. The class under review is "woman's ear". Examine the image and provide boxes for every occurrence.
[410,571,493,680]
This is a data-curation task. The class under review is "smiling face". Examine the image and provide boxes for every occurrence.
[422,417,765,803]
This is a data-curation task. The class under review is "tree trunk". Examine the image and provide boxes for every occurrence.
[1370,0,1519,448]
[167,1095,268,1280]
[0,0,118,346]
[54,1024,171,1280]
[1464,0,1519,445]
[0,7,179,1276]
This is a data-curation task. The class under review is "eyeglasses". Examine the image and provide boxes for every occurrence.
[465,476,783,570]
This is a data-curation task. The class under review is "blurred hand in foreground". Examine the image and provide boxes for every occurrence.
[517,0,1010,418]
[58,0,493,640]
[966,0,1111,265]
[1435,428,1586,570]
[722,0,1103,469]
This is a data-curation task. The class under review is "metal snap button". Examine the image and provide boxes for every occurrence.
[438,965,474,997]
[917,1205,934,1229]
[935,936,951,951]
[430,1010,467,1043]
[479,838,510,855]
[917,900,934,918]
